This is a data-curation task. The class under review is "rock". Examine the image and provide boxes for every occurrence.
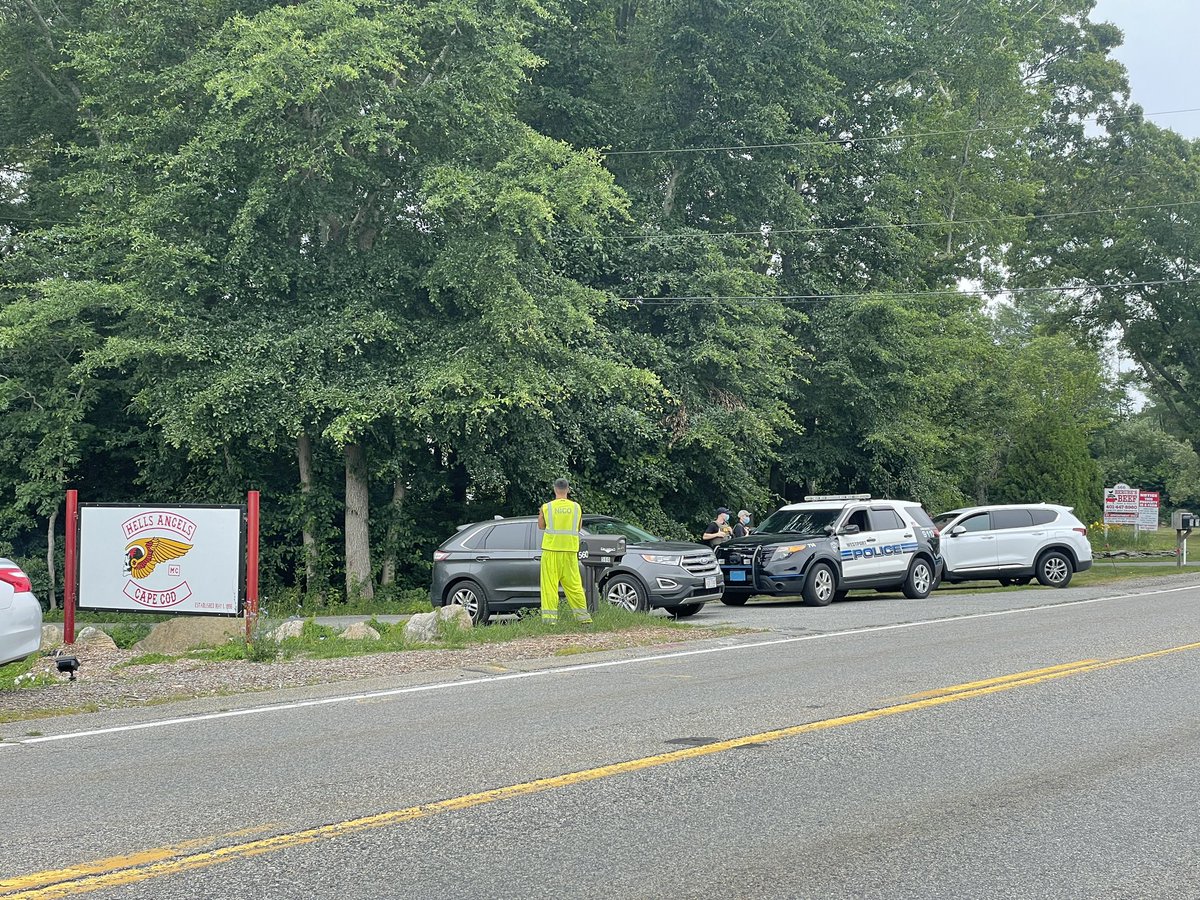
[132,617,244,654]
[340,622,380,641]
[403,606,472,643]
[269,620,306,642]
[75,626,119,652]
[41,623,63,649]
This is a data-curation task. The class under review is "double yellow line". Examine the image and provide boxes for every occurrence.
[5,639,1199,899]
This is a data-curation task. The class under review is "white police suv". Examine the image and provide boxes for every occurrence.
[715,495,942,607]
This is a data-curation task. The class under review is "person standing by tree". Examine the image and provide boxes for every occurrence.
[733,510,753,538]
[538,478,592,625]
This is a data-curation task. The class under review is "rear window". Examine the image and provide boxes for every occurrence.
[904,506,936,530]
[1030,509,1057,526]
[992,509,1035,529]
[483,522,531,550]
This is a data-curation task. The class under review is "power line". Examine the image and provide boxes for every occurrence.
[598,200,1200,242]
[619,278,1195,306]
[600,106,1200,157]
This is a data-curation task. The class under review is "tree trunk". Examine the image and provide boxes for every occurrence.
[380,478,408,586]
[46,506,58,611]
[343,442,374,599]
[297,432,318,593]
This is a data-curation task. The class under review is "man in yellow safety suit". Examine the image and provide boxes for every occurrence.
[538,478,592,624]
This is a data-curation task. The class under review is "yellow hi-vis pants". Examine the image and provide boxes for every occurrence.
[540,550,591,623]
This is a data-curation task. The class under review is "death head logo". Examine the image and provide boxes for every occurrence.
[124,537,193,580]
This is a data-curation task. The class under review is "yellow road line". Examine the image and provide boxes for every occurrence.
[904,659,1100,700]
[7,640,1200,899]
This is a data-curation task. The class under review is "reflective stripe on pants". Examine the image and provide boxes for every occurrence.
[541,550,591,622]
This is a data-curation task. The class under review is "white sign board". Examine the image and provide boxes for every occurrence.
[1138,491,1161,530]
[78,505,244,615]
[1103,483,1140,525]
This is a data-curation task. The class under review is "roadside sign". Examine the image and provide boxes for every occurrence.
[1103,483,1140,525]
[1138,491,1161,530]
[77,505,245,615]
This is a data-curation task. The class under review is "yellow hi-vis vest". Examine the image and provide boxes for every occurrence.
[541,499,582,551]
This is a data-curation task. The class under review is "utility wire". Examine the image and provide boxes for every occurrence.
[598,200,1200,242]
[600,106,1200,156]
[618,278,1195,306]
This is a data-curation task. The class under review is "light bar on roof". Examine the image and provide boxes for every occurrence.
[803,494,872,502]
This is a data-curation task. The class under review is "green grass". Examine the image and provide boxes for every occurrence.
[924,563,1191,597]
[0,655,53,691]
[1089,525,1180,554]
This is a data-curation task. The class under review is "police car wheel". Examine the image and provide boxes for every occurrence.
[604,574,650,612]
[665,602,704,618]
[720,592,750,606]
[902,559,934,599]
[447,579,490,625]
[802,563,836,607]
[1035,551,1073,588]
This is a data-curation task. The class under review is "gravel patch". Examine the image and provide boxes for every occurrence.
[0,626,730,721]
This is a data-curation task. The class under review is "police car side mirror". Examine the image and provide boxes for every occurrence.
[839,524,860,535]
[950,525,967,537]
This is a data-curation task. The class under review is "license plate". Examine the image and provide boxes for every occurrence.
[729,570,746,582]
[705,575,717,589]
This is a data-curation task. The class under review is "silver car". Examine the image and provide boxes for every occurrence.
[0,559,42,665]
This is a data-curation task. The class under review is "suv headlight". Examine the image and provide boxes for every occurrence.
[771,544,809,562]
[640,554,682,566]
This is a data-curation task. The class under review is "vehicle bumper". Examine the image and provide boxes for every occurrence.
[719,564,806,596]
[0,594,43,665]
[643,569,724,607]
[1077,558,1093,572]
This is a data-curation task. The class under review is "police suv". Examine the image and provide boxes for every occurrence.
[715,495,942,607]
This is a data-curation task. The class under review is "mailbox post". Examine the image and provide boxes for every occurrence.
[578,534,627,613]
[1172,510,1196,566]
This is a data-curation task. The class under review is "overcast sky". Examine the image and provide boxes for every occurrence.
[1090,0,1200,138]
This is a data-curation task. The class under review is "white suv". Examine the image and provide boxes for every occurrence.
[933,504,1092,588]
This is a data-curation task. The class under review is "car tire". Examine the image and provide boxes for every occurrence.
[720,592,751,606]
[902,558,935,599]
[446,579,490,625]
[604,574,650,612]
[998,576,1033,587]
[665,602,704,619]
[1035,551,1073,588]
[802,563,836,607]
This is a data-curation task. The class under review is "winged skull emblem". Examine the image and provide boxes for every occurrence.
[124,537,193,580]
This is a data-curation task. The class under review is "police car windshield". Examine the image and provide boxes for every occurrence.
[584,519,660,543]
[757,508,842,535]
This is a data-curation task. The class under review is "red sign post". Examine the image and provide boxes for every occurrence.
[245,490,260,641]
[64,489,78,645]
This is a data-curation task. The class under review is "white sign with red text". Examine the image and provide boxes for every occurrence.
[1138,491,1161,530]
[1103,484,1140,525]
[78,505,243,615]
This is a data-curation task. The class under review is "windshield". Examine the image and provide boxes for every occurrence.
[756,507,843,535]
[584,519,660,543]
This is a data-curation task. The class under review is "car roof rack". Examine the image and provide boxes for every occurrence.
[803,493,872,502]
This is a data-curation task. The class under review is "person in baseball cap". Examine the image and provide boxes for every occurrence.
[703,507,733,546]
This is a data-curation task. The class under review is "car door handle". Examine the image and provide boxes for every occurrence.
[865,538,877,543]
[475,555,491,561]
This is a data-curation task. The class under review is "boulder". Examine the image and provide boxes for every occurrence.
[41,623,63,649]
[403,605,473,643]
[75,626,119,652]
[340,622,381,641]
[132,617,244,654]
[269,620,306,642]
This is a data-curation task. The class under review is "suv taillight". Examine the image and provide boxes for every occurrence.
[1073,527,1087,536]
[433,550,450,562]
[0,567,32,592]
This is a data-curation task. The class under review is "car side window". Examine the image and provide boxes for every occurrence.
[1030,509,1057,526]
[959,513,991,532]
[844,508,871,532]
[483,522,530,550]
[869,508,906,531]
[992,509,1034,529]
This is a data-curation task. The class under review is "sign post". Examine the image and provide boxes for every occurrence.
[246,490,260,641]
[64,490,78,646]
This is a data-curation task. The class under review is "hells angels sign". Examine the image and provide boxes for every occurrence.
[77,505,245,616]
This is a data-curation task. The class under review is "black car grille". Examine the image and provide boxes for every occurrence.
[682,552,719,576]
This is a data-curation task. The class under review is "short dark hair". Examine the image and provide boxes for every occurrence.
[553,478,570,491]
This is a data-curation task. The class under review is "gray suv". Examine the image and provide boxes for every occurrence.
[430,516,723,623]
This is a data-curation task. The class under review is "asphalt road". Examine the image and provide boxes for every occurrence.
[5,573,1200,899]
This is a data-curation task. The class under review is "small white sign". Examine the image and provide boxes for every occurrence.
[1138,491,1161,530]
[78,506,243,615]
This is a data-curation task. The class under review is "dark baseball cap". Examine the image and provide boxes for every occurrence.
[716,507,731,514]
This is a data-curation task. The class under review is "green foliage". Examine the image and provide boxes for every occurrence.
[991,418,1104,523]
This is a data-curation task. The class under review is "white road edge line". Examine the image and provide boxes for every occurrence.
[2,582,1195,748]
